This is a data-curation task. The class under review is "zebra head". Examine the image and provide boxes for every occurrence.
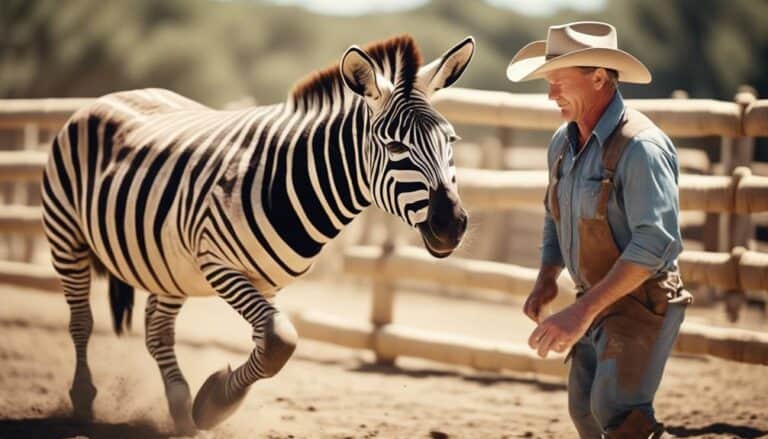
[339,36,475,258]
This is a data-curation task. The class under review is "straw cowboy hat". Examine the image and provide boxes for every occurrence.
[506,21,651,84]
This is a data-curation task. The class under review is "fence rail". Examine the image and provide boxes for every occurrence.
[0,205,42,235]
[0,98,93,129]
[456,167,768,213]
[745,100,768,136]
[290,311,569,376]
[345,245,768,300]
[1,93,765,136]
[433,88,751,137]
[0,151,47,183]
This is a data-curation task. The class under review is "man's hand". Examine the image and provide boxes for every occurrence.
[528,301,594,358]
[523,279,558,323]
[523,264,562,323]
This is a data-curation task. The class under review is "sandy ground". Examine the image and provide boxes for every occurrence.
[1,279,767,439]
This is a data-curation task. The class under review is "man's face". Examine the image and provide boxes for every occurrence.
[545,67,598,121]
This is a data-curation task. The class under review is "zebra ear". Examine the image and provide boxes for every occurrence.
[340,46,385,105]
[417,36,475,97]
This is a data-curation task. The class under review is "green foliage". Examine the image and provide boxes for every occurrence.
[1,0,766,105]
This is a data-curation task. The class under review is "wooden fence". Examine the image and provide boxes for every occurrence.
[0,92,767,379]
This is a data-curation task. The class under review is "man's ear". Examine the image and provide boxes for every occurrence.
[593,68,610,90]
[340,46,391,110]
[416,36,475,97]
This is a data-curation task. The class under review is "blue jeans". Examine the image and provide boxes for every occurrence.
[567,301,686,438]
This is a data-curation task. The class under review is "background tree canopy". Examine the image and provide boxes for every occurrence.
[1,0,767,106]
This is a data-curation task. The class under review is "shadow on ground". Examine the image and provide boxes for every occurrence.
[0,417,169,439]
[351,362,567,391]
[666,422,768,438]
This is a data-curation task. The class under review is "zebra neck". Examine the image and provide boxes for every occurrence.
[238,98,373,265]
[293,98,374,235]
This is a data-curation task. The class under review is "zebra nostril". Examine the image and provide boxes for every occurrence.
[427,184,467,245]
[458,211,468,235]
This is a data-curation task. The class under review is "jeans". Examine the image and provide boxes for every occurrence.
[567,301,686,438]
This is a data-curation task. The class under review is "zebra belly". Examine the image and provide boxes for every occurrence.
[84,223,217,297]
[81,173,216,298]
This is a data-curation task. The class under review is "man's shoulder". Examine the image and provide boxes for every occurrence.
[624,109,672,147]
[618,125,678,175]
[628,123,676,157]
[550,122,569,145]
[546,122,570,163]
[548,123,570,150]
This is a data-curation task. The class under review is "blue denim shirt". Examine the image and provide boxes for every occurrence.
[541,91,682,281]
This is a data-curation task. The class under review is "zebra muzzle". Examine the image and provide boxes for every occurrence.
[418,184,467,258]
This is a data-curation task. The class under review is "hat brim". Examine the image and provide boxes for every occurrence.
[506,42,651,84]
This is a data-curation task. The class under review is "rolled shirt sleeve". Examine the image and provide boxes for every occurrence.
[540,125,567,268]
[541,212,565,267]
[616,137,682,272]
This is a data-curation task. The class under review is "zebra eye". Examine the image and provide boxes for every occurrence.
[448,134,461,144]
[386,142,409,155]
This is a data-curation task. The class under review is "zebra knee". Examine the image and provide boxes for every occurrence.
[260,312,297,378]
[66,297,94,338]
[146,332,170,361]
[145,306,175,361]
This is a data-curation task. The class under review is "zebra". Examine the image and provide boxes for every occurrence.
[41,34,474,434]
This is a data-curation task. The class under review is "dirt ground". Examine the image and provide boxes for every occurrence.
[1,279,767,439]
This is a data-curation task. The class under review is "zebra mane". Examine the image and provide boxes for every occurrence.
[289,34,423,107]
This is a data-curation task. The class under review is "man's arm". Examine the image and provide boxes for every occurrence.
[524,204,566,322]
[575,260,650,318]
[541,212,565,268]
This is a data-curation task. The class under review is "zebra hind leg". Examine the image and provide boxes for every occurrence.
[53,246,97,420]
[192,268,297,430]
[144,294,196,436]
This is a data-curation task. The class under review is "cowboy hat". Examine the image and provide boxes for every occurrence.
[506,21,651,84]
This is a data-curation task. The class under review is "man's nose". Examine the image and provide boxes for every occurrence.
[548,84,559,101]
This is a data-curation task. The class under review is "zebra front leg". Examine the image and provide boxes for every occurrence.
[144,294,196,436]
[192,268,297,430]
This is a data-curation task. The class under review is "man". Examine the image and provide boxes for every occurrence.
[507,22,692,438]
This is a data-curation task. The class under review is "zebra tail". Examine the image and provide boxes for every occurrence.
[89,254,134,335]
[89,254,107,276]
[109,275,134,336]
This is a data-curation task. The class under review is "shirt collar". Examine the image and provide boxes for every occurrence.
[565,90,625,152]
[593,90,625,148]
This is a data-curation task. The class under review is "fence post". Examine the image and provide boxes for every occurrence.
[720,86,756,251]
[476,136,510,262]
[20,123,40,263]
[730,87,757,249]
[723,246,747,322]
[720,86,758,322]
[370,218,397,365]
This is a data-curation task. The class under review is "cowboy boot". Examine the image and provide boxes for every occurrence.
[604,409,665,439]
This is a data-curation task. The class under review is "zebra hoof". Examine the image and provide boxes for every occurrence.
[166,381,196,436]
[192,366,248,430]
[69,381,97,421]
